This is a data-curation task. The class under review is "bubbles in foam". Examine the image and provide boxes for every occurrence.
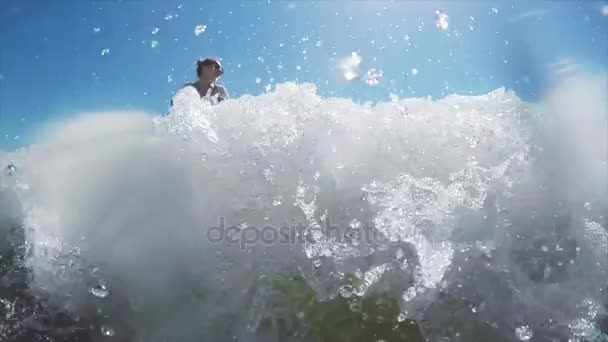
[339,284,354,298]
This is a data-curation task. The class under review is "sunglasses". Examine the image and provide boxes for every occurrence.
[199,60,223,75]
[212,63,224,75]
[196,60,224,75]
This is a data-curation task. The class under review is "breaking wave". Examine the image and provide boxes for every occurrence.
[0,74,606,341]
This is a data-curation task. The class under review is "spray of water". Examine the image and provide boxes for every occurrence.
[0,73,606,341]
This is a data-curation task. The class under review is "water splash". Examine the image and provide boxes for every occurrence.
[194,24,207,36]
[337,52,362,81]
[435,11,449,30]
[363,68,384,86]
[2,75,606,341]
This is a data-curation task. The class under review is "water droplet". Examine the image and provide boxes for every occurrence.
[396,248,404,260]
[5,163,16,176]
[272,196,283,206]
[167,75,173,83]
[150,40,159,48]
[194,24,207,36]
[90,284,109,298]
[315,40,322,47]
[313,259,322,268]
[515,325,533,341]
[93,27,101,33]
[101,325,115,336]
[435,10,449,30]
[164,13,173,20]
[100,48,110,56]
[584,202,591,211]
[403,286,417,302]
[362,68,383,86]
[398,313,407,322]
[296,311,304,319]
[151,27,159,35]
[603,5,608,16]
[541,245,549,252]
[349,300,362,312]
[255,77,261,84]
[338,52,362,81]
[339,284,354,298]
[491,7,499,14]
[264,168,276,182]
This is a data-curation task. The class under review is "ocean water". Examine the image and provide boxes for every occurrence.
[1,1,607,342]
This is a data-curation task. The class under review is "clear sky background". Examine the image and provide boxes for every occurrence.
[0,0,606,150]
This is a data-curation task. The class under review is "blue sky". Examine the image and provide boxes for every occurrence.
[0,0,606,150]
